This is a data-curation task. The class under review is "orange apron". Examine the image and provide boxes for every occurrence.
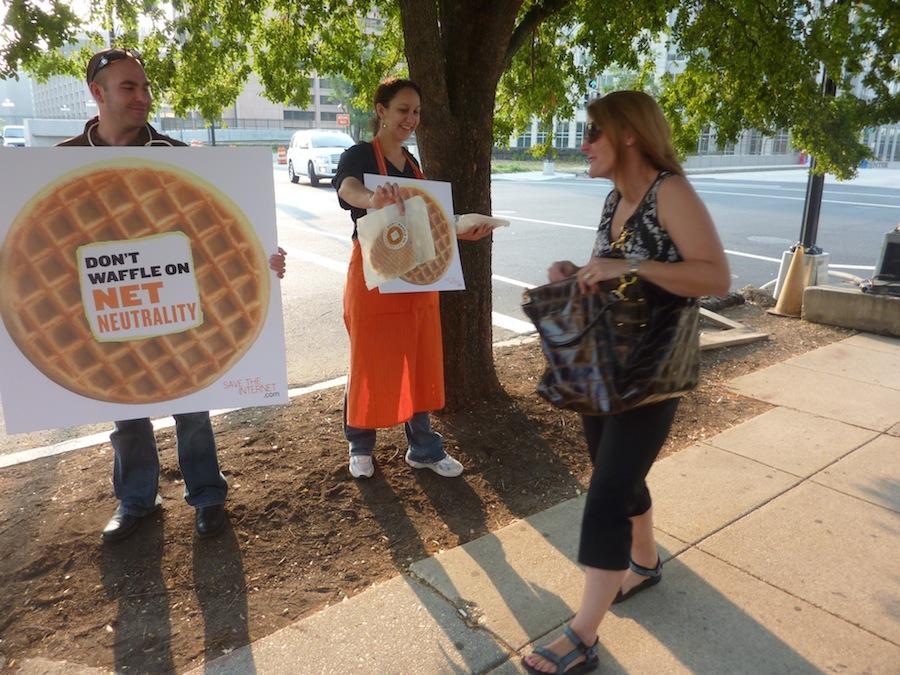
[343,139,445,428]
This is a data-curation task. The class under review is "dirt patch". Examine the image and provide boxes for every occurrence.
[0,304,852,673]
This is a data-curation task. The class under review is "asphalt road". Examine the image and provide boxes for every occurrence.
[276,165,899,385]
[2,165,897,455]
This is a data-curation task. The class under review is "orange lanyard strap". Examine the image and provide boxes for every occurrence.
[372,137,388,175]
[372,137,425,179]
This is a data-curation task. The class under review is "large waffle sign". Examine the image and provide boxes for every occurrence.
[0,150,287,433]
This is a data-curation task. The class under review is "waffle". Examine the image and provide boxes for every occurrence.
[0,159,270,403]
[397,186,454,285]
[369,221,416,278]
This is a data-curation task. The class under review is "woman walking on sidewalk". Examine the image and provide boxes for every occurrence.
[332,78,491,480]
[523,91,729,673]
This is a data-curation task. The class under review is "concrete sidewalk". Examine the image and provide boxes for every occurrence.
[186,332,899,674]
[21,334,896,674]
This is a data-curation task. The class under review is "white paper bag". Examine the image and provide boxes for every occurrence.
[357,196,436,289]
[456,213,510,234]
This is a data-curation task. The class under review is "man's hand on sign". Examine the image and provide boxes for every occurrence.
[269,247,287,279]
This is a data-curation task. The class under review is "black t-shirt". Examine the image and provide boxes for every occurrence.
[332,141,422,238]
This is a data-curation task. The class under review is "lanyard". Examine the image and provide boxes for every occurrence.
[372,137,425,179]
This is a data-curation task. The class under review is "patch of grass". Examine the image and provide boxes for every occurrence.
[491,162,536,174]
[491,159,587,174]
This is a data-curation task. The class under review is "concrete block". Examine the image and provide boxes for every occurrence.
[705,407,877,477]
[194,575,508,675]
[700,482,900,644]
[728,363,900,431]
[783,340,900,390]
[648,443,797,543]
[812,433,900,511]
[803,285,900,337]
[409,496,687,650]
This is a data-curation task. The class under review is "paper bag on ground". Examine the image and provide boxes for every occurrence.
[456,213,510,234]
[357,196,436,289]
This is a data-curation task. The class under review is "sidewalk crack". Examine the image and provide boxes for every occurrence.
[403,568,521,666]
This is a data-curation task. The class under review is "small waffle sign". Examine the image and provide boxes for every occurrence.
[362,174,464,293]
[77,233,203,341]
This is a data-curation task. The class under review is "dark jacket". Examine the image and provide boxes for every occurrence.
[58,117,187,147]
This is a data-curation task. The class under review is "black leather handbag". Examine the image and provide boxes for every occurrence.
[521,275,700,415]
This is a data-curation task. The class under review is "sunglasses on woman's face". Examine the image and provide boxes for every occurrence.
[88,49,144,83]
[585,122,602,144]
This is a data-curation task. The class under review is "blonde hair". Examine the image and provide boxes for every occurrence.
[586,91,684,176]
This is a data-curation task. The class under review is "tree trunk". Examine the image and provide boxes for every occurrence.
[399,0,522,408]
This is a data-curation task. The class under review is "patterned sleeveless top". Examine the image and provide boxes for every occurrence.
[591,171,683,263]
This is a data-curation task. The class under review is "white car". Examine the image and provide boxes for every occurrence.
[1,125,26,147]
[286,129,355,186]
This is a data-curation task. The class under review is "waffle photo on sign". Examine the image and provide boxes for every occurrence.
[0,147,288,434]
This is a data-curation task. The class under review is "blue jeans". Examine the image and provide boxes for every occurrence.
[343,398,445,463]
[110,412,227,516]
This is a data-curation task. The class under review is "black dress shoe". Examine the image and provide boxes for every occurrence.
[102,504,153,542]
[195,504,227,538]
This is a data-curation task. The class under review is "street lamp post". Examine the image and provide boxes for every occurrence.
[773,69,835,299]
[797,75,837,254]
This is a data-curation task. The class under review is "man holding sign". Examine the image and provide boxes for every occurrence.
[59,48,287,542]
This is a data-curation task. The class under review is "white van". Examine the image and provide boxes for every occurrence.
[1,125,26,147]
[286,129,355,186]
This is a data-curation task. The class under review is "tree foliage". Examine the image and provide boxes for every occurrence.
[3,0,896,171]
[658,0,900,178]
[2,0,897,402]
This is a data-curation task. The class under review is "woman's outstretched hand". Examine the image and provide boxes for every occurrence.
[548,260,579,283]
[457,223,494,241]
[369,182,405,214]
[576,256,629,293]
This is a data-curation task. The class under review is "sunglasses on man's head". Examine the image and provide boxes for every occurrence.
[88,49,143,84]
[585,122,602,143]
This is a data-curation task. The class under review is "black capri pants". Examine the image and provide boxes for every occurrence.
[578,398,680,570]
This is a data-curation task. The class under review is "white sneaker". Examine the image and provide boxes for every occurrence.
[349,455,375,479]
[405,449,464,477]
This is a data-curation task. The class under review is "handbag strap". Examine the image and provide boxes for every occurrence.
[538,283,622,348]
[535,277,690,349]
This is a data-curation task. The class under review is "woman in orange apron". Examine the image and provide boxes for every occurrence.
[333,78,491,479]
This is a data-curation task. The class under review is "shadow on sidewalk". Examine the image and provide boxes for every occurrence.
[357,474,511,673]
[412,470,575,644]
[343,391,586,670]
[590,551,825,672]
[854,476,899,514]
